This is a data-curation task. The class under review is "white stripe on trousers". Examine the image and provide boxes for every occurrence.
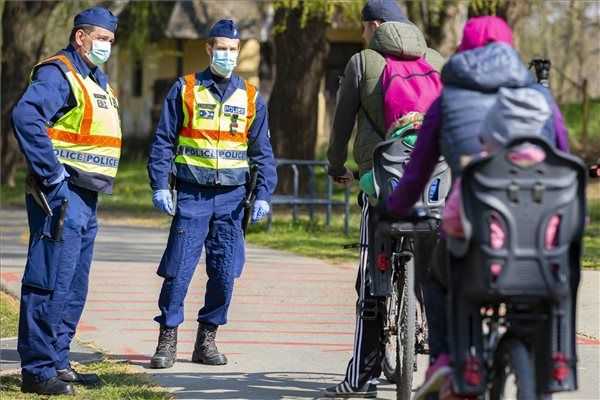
[347,193,370,388]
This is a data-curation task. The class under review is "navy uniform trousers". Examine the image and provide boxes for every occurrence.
[18,181,98,381]
[154,182,246,328]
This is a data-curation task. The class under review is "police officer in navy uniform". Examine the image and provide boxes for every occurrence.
[11,7,121,395]
[147,20,277,368]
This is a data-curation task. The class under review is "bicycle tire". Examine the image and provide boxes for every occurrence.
[489,338,537,400]
[382,270,401,383]
[396,244,416,400]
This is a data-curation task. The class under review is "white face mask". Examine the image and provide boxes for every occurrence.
[86,38,111,66]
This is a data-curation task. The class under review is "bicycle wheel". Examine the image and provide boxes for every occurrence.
[489,338,538,400]
[396,245,416,400]
[382,269,401,383]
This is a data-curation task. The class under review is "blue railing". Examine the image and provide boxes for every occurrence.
[268,159,351,236]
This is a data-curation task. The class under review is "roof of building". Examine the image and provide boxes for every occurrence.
[165,0,267,40]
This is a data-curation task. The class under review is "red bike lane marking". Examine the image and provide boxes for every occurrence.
[0,271,20,283]
[88,299,353,308]
[86,307,354,317]
[122,327,354,336]
[103,317,353,326]
[120,346,151,361]
[77,322,97,332]
[142,339,353,348]
[576,336,600,346]
[119,346,241,360]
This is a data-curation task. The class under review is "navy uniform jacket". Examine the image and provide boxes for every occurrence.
[147,68,277,202]
[12,45,109,189]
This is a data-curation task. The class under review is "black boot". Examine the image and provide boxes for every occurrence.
[191,323,227,365]
[21,375,75,396]
[57,365,101,387]
[150,325,177,369]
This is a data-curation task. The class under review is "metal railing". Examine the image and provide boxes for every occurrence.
[268,159,351,235]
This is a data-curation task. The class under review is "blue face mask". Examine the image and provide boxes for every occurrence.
[83,32,111,66]
[87,40,111,66]
[210,49,238,78]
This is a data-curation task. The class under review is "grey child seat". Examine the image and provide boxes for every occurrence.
[367,130,451,297]
[447,136,586,396]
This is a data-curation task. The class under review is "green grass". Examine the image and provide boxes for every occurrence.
[0,361,170,399]
[247,213,361,263]
[0,163,155,215]
[0,291,19,338]
[97,162,154,214]
[560,99,600,160]
[560,99,600,141]
[583,222,600,269]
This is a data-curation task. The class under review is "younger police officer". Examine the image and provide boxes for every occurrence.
[148,19,277,369]
[11,7,121,396]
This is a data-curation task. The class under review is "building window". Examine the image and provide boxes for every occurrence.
[132,59,143,97]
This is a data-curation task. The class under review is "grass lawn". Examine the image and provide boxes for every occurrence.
[0,291,19,338]
[561,99,600,158]
[0,290,170,399]
[247,214,361,263]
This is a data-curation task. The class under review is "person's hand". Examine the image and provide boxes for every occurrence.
[152,189,175,215]
[251,200,270,223]
[332,167,354,187]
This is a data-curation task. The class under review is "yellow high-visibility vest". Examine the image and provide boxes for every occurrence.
[175,73,257,186]
[32,54,122,193]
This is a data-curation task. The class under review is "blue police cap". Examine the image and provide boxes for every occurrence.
[208,19,240,40]
[362,0,407,22]
[74,6,118,33]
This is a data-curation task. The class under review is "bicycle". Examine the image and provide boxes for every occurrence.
[367,130,451,399]
[375,213,440,399]
[446,136,586,399]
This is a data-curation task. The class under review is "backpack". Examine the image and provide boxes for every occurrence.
[358,55,444,198]
[381,56,442,135]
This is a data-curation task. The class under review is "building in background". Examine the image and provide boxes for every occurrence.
[109,0,362,154]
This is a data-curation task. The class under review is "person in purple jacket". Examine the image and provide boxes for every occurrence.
[386,16,570,400]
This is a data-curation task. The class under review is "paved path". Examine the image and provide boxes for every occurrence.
[1,208,599,399]
[0,337,101,376]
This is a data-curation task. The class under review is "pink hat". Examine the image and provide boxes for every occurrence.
[457,16,513,53]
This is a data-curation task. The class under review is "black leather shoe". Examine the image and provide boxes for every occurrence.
[191,323,227,365]
[21,375,75,395]
[150,325,178,369]
[57,366,101,387]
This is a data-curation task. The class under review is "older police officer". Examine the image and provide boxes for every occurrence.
[148,19,277,369]
[11,6,121,396]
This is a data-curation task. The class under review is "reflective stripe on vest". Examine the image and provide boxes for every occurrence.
[34,54,122,178]
[175,73,256,175]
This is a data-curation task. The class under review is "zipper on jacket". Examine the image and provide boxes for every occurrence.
[215,100,221,185]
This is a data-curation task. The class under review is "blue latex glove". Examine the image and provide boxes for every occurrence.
[48,167,70,186]
[153,189,175,216]
[251,200,270,223]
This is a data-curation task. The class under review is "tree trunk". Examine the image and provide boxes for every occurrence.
[268,4,329,192]
[1,1,59,187]
[404,0,465,57]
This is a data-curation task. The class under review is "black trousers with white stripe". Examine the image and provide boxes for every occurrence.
[342,194,447,389]
[342,194,385,389]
